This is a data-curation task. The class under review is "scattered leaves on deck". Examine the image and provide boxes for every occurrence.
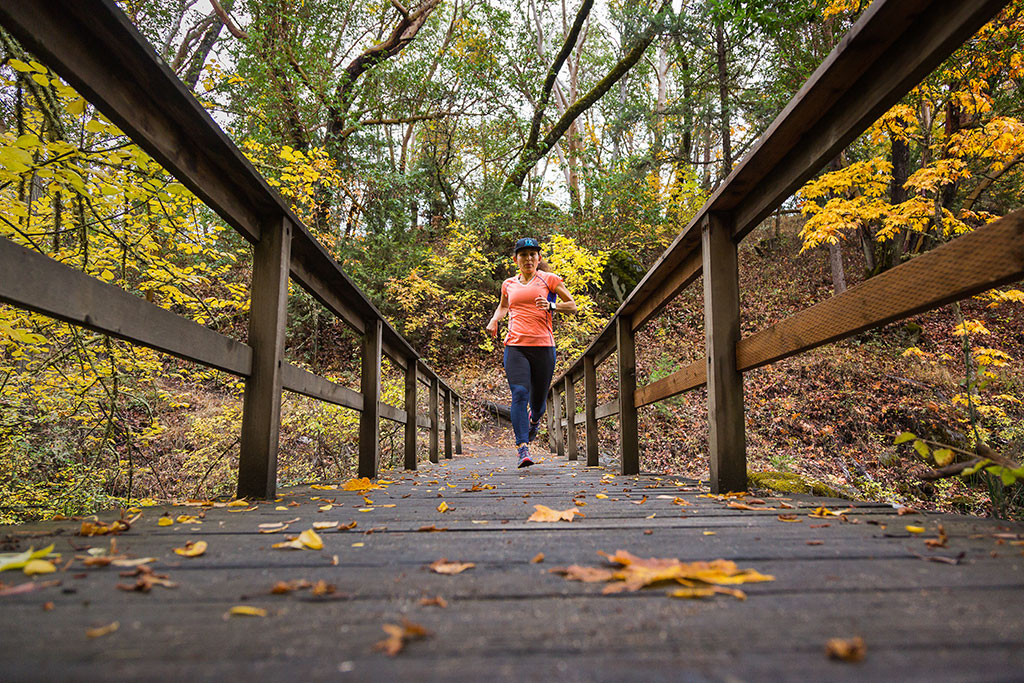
[0,545,57,572]
[116,566,177,592]
[272,529,323,550]
[528,505,584,522]
[342,477,381,492]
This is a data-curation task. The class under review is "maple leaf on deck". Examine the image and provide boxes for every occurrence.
[428,558,475,575]
[528,505,585,522]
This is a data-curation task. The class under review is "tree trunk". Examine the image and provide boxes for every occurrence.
[715,20,731,181]
[829,241,847,294]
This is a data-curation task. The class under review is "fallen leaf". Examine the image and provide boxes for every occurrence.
[227,500,250,508]
[0,579,60,596]
[527,505,584,523]
[631,496,648,505]
[157,517,173,527]
[776,514,801,523]
[298,529,324,550]
[342,477,380,492]
[417,525,448,532]
[905,526,926,534]
[310,484,337,490]
[437,501,450,513]
[42,601,54,611]
[703,531,716,536]
[826,636,866,662]
[313,521,339,530]
[672,497,691,507]
[173,540,207,557]
[808,507,837,519]
[258,522,291,534]
[727,501,776,511]
[374,618,430,656]
[116,566,177,592]
[429,558,475,575]
[669,586,746,600]
[419,595,448,608]
[806,540,824,546]
[595,494,608,499]
[175,515,201,524]
[227,605,267,617]
[22,559,56,576]
[531,553,545,564]
[271,580,311,594]
[897,507,920,515]
[924,523,948,549]
[340,521,358,530]
[86,621,119,638]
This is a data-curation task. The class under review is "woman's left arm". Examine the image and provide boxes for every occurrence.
[553,283,578,313]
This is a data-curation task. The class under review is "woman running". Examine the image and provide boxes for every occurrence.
[486,237,577,467]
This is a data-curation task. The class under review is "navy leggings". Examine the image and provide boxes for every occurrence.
[503,345,556,446]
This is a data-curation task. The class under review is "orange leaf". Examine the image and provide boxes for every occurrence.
[428,558,475,575]
[826,636,866,662]
[776,514,802,523]
[417,525,448,532]
[373,618,431,656]
[531,553,545,564]
[419,595,448,608]
[527,505,584,523]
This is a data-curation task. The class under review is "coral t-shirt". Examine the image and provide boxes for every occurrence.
[502,271,562,347]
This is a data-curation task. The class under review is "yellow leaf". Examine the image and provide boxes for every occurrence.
[227,499,250,507]
[703,531,716,536]
[342,477,380,491]
[826,636,866,662]
[23,559,56,575]
[313,521,338,530]
[275,506,288,511]
[298,529,323,550]
[175,515,201,524]
[173,540,207,557]
[351,542,365,548]
[227,606,267,617]
[595,494,608,499]
[905,526,925,534]
[528,505,585,523]
[86,622,119,638]
[437,501,449,513]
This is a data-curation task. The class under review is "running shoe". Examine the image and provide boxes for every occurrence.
[517,444,534,468]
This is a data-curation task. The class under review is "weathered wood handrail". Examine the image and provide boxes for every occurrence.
[0,1,462,499]
[547,0,1018,491]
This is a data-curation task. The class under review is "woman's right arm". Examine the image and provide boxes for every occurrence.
[486,290,510,337]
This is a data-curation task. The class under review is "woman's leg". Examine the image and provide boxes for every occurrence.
[503,346,532,446]
[525,345,556,426]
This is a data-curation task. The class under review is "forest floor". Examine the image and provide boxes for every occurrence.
[450,223,1024,520]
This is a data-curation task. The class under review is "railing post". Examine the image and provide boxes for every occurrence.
[584,354,599,467]
[443,388,453,459]
[404,357,417,470]
[358,318,382,478]
[429,376,439,463]
[703,212,747,493]
[238,216,292,499]
[617,314,640,475]
[454,396,463,454]
[552,385,565,459]
[565,376,578,461]
[547,390,556,453]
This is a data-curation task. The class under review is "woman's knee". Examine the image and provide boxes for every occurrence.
[509,384,530,404]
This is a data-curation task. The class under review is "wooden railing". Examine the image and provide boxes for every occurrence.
[545,0,1023,492]
[0,2,462,499]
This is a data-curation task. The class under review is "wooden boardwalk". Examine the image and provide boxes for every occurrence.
[2,444,1023,682]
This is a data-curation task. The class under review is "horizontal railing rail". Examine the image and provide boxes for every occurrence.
[0,1,463,499]
[544,0,1021,491]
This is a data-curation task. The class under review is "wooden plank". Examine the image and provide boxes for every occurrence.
[280,363,362,412]
[0,237,251,377]
[552,386,565,459]
[634,359,706,407]
[443,389,453,460]
[737,209,1024,372]
[547,392,556,454]
[565,377,579,461]
[703,213,746,494]
[454,397,464,455]
[584,354,599,466]
[417,414,432,430]
[404,360,418,470]
[378,402,406,424]
[429,378,439,464]
[358,319,383,479]
[238,216,292,499]
[616,316,640,475]
[595,399,619,421]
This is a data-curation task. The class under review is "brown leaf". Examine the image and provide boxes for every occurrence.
[826,636,866,662]
[549,565,617,583]
[429,558,475,575]
[527,505,584,523]
[728,501,775,511]
[924,523,948,549]
[419,595,448,608]
[776,514,801,523]
[373,618,431,656]
[270,580,311,594]
[897,507,921,516]
[0,579,60,597]
[417,525,448,533]
[531,553,545,564]
[806,540,824,546]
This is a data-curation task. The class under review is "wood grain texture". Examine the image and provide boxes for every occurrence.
[281,363,362,412]
[429,378,440,464]
[565,377,579,461]
[405,361,418,470]
[584,355,599,466]
[358,319,383,479]
[617,316,639,475]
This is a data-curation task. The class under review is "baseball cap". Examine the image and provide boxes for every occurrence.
[513,237,541,254]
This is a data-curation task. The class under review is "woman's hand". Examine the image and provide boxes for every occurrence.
[486,318,499,337]
[534,295,551,311]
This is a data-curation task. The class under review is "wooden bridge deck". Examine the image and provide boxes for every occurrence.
[2,444,1023,682]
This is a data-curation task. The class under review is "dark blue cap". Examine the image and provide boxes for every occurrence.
[513,237,541,254]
